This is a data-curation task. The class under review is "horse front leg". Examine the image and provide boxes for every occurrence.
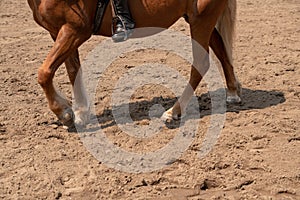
[64,50,90,127]
[38,25,89,127]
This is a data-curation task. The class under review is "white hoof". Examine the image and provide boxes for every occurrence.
[74,109,90,127]
[161,110,173,121]
[161,108,182,121]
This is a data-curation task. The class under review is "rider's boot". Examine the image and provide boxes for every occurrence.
[112,0,135,42]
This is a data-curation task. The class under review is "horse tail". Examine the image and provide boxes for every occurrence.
[216,0,237,64]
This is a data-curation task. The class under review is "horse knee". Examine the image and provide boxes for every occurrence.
[37,68,52,87]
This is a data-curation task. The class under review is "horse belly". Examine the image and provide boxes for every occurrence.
[132,0,186,28]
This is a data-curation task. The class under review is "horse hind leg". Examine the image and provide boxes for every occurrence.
[64,50,90,127]
[38,24,90,127]
[210,28,241,104]
[162,0,229,120]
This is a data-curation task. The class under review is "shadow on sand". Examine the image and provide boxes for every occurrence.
[77,87,285,132]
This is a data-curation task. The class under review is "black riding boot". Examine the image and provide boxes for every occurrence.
[112,0,135,42]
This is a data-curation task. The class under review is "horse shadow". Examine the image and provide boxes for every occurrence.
[81,88,285,132]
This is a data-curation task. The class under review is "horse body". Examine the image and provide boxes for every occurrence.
[27,0,241,128]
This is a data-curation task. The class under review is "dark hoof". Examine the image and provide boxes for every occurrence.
[226,95,242,104]
[60,108,75,128]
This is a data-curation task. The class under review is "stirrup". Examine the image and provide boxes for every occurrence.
[111,15,134,42]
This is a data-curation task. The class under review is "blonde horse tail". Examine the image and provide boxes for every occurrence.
[216,0,237,64]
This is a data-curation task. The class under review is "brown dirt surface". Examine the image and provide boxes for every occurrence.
[0,0,299,199]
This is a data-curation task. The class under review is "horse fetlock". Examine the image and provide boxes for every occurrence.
[236,81,242,96]
[226,80,242,103]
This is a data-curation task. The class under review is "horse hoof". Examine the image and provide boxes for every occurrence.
[74,119,86,128]
[60,108,75,127]
[74,110,90,128]
[161,109,182,122]
[226,95,242,104]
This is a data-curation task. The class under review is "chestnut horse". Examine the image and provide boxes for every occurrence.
[27,0,241,128]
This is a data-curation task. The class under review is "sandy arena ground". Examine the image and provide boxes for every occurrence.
[0,0,299,199]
